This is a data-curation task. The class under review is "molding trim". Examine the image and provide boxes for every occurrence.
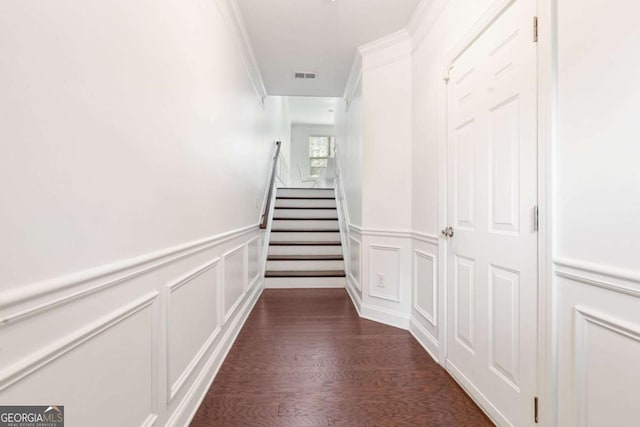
[215,0,268,107]
[246,235,263,287]
[360,302,410,330]
[348,236,362,291]
[0,292,159,393]
[343,52,363,106]
[346,279,363,315]
[141,414,158,427]
[446,360,505,426]
[412,231,440,245]
[413,250,438,327]
[407,0,450,52]
[222,244,248,325]
[360,228,412,238]
[359,29,411,56]
[359,29,412,73]
[574,306,640,427]
[169,283,263,427]
[554,258,640,287]
[165,258,221,403]
[409,317,439,362]
[0,224,258,316]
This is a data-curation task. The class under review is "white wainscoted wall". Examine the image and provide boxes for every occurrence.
[553,0,640,425]
[0,0,288,425]
[338,0,640,425]
[336,31,415,331]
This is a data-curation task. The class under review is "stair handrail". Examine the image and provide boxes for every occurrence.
[260,141,282,229]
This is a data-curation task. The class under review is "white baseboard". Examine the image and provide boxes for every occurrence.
[346,280,362,314]
[167,282,263,427]
[446,359,507,427]
[359,302,410,330]
[409,317,440,364]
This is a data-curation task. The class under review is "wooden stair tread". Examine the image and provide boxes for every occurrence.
[278,187,334,190]
[276,196,335,200]
[272,218,338,221]
[265,270,346,278]
[275,207,337,210]
[268,255,344,261]
[269,241,341,246]
[271,229,340,233]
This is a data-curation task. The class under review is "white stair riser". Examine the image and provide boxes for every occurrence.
[265,276,346,289]
[277,188,335,198]
[269,232,340,242]
[273,209,338,219]
[272,220,339,231]
[275,199,336,208]
[266,260,345,271]
[268,245,343,256]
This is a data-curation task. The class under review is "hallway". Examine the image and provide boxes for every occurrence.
[191,290,491,426]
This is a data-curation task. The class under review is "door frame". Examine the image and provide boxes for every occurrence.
[434,0,556,424]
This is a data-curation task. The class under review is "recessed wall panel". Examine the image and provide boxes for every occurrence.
[489,265,520,389]
[368,245,401,302]
[247,237,262,286]
[414,250,436,326]
[455,255,475,352]
[223,246,245,321]
[167,261,219,400]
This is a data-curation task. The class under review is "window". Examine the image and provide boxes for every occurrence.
[309,136,335,177]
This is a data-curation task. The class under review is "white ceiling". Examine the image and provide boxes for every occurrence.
[287,96,338,125]
[237,0,421,97]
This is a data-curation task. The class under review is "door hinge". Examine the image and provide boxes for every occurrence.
[534,205,540,231]
[533,16,539,42]
[534,397,539,423]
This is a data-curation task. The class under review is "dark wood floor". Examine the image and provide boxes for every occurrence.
[191,289,493,426]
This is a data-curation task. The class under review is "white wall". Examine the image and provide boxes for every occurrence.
[554,0,640,425]
[0,0,287,424]
[289,124,335,187]
[361,34,413,231]
[335,82,363,227]
[337,32,414,331]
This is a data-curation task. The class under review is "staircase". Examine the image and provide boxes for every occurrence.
[265,188,346,288]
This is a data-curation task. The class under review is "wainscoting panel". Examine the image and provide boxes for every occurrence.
[166,259,220,403]
[349,237,361,290]
[409,234,440,364]
[247,236,262,288]
[368,245,401,302]
[0,294,159,427]
[414,250,437,327]
[0,225,265,427]
[555,260,640,427]
[223,245,247,324]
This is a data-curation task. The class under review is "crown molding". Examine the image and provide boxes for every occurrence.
[357,29,412,73]
[358,28,412,57]
[215,0,268,108]
[342,52,363,107]
[406,0,450,52]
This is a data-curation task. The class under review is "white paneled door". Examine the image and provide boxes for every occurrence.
[445,0,538,425]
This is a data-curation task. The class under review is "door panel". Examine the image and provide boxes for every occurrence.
[446,0,537,425]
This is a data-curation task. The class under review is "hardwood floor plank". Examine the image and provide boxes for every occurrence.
[190,289,493,426]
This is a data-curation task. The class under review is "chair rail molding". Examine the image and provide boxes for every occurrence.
[0,224,258,317]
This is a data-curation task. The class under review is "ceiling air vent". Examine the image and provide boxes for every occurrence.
[294,72,317,80]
